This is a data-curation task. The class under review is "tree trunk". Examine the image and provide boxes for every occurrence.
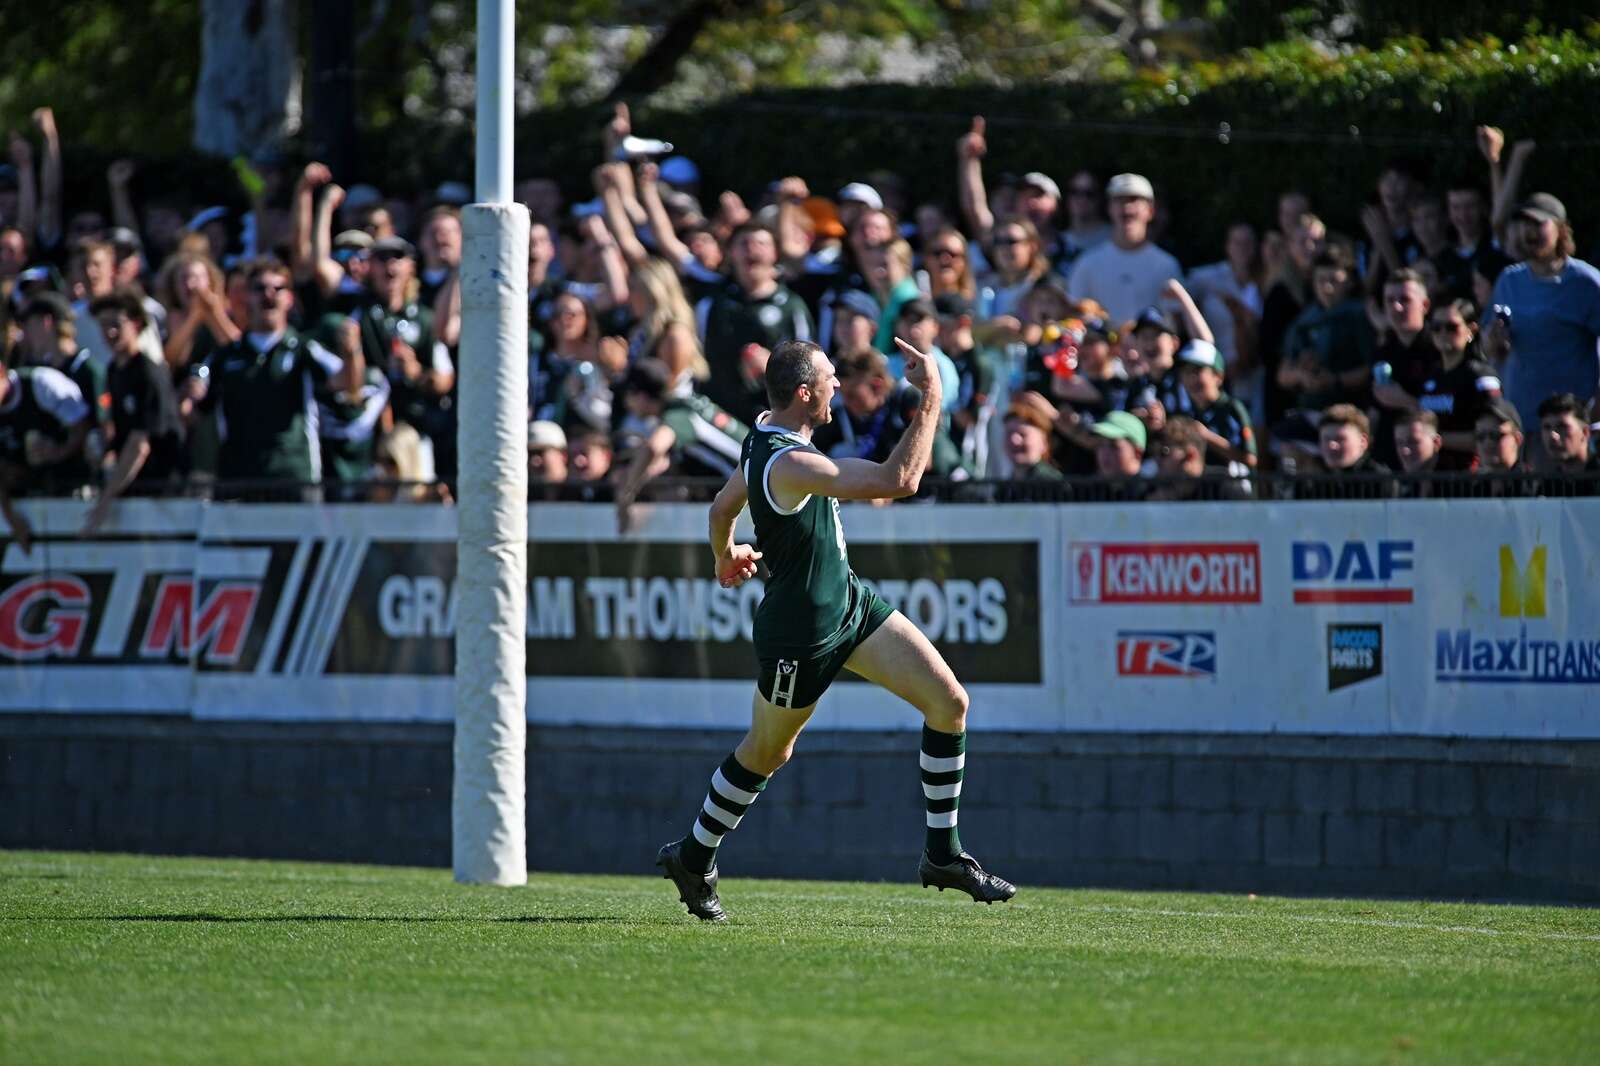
[193,0,302,159]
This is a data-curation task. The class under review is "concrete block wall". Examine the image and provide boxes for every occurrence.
[1,716,1597,901]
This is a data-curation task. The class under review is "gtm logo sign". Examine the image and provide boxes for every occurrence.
[1116,631,1217,677]
[1291,540,1414,604]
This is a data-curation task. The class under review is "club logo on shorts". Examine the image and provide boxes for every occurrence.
[773,659,800,707]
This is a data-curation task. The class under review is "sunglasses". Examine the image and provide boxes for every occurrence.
[931,248,965,259]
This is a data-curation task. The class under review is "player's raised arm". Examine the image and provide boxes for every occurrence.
[709,466,761,587]
[770,336,943,504]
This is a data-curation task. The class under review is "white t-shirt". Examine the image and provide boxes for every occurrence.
[1186,261,1263,369]
[1066,241,1182,325]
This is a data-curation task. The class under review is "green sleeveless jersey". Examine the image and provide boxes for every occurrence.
[742,417,860,653]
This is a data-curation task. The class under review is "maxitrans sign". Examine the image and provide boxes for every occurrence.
[1435,545,1600,685]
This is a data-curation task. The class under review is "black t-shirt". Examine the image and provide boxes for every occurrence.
[109,354,184,484]
[1375,330,1438,467]
[1414,355,1502,472]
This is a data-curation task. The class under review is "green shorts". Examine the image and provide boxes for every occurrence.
[755,582,894,710]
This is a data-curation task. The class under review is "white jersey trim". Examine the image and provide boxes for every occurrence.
[762,444,811,516]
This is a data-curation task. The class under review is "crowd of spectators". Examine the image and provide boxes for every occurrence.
[2,103,1598,543]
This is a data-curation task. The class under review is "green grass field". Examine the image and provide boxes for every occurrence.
[2,851,1597,1065]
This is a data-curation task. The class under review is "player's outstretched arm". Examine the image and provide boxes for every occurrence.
[710,467,761,587]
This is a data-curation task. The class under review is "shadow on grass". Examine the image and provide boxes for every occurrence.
[3,914,626,924]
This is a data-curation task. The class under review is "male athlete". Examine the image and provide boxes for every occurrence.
[657,336,1016,921]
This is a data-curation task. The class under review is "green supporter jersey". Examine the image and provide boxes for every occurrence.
[318,365,392,483]
[202,330,343,482]
[356,298,448,430]
[741,419,860,654]
[696,282,814,425]
[662,392,748,477]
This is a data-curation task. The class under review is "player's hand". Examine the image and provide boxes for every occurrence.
[894,336,939,399]
[716,544,763,588]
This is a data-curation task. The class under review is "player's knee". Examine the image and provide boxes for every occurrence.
[926,684,969,733]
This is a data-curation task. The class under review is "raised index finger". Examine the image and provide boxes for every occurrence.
[892,336,923,361]
[972,115,985,137]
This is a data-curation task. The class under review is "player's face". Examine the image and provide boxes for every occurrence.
[807,352,839,423]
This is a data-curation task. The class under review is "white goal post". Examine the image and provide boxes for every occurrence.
[453,0,529,886]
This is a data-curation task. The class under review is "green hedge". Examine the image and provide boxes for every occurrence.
[60,32,1600,266]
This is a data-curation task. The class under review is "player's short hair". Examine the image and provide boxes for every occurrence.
[767,340,827,409]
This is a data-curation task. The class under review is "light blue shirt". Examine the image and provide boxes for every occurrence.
[1492,258,1600,428]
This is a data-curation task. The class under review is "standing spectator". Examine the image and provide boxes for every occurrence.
[1066,174,1181,326]
[417,206,462,306]
[1483,194,1600,438]
[1259,212,1327,427]
[546,290,625,432]
[1380,298,1502,470]
[315,316,392,497]
[1361,161,1422,283]
[82,292,184,531]
[892,299,959,405]
[975,217,1050,324]
[866,240,923,357]
[625,256,705,376]
[696,224,813,425]
[1536,393,1598,494]
[1369,268,1436,467]
[1002,391,1063,481]
[357,236,456,466]
[1175,340,1256,470]
[186,260,344,499]
[0,356,91,540]
[17,292,105,483]
[1274,246,1374,457]
[154,252,239,372]
[1058,170,1110,269]
[935,293,1003,474]
[920,227,980,303]
[1186,222,1263,417]
[1436,181,1493,299]
[829,289,881,358]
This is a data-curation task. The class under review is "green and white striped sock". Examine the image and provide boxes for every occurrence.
[680,753,768,874]
[921,725,965,864]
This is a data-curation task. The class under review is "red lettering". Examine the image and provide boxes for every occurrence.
[140,578,259,663]
[0,577,90,660]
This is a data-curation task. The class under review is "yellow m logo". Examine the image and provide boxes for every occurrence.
[1499,545,1547,618]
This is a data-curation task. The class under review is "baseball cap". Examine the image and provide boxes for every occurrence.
[933,292,975,320]
[1005,390,1058,434]
[528,420,568,452]
[837,183,884,211]
[1090,410,1148,452]
[106,226,142,257]
[370,236,416,259]
[433,180,472,207]
[801,197,845,240]
[1021,172,1062,201]
[20,291,74,323]
[1515,192,1567,225]
[1133,305,1178,336]
[333,229,375,252]
[1106,173,1155,201]
[659,156,700,187]
[834,288,881,321]
[1079,316,1114,343]
[1480,397,1523,432]
[1177,339,1225,374]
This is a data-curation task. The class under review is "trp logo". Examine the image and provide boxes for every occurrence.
[1499,545,1546,619]
[1115,631,1217,678]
